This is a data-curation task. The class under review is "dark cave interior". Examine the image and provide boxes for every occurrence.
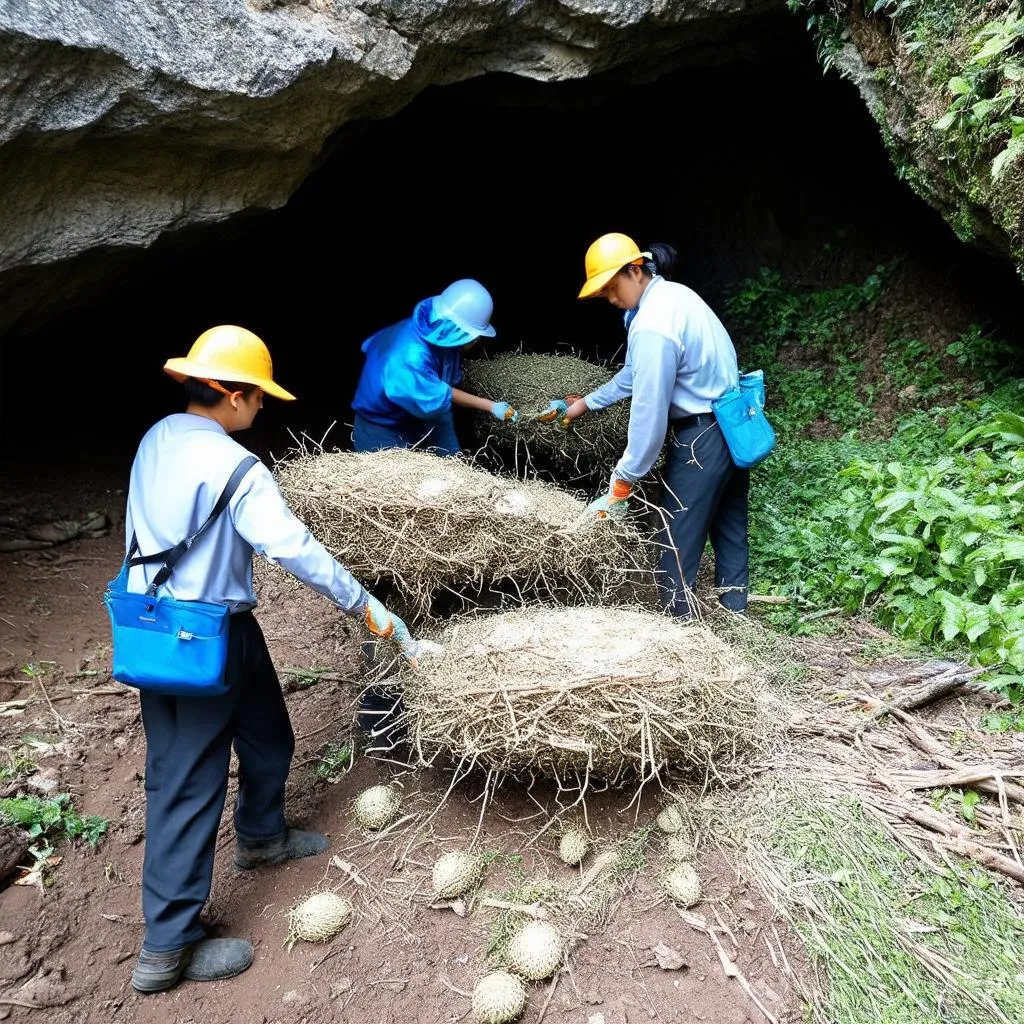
[2,9,1023,479]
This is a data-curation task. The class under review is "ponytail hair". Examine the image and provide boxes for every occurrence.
[641,242,678,282]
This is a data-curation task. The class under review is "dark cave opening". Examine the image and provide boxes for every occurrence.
[2,11,1023,478]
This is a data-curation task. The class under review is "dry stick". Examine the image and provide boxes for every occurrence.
[479,897,549,920]
[676,910,779,1024]
[572,850,617,897]
[892,804,1024,885]
[535,969,561,1024]
[33,676,67,734]
[867,666,990,723]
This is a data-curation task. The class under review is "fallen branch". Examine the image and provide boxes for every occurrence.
[865,666,989,723]
[891,804,1024,885]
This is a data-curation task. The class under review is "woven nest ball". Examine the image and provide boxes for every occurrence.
[558,825,591,866]
[656,804,686,834]
[432,849,484,899]
[472,971,527,1024]
[665,832,695,862]
[662,862,702,907]
[461,352,632,482]
[505,920,565,981]
[286,891,353,948]
[270,447,656,622]
[352,784,401,831]
[399,605,766,787]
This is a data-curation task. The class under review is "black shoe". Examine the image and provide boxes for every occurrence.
[234,827,329,870]
[131,938,253,993]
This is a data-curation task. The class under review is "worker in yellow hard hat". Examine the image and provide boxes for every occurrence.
[118,325,423,994]
[544,233,751,618]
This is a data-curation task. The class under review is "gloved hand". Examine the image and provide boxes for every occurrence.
[585,477,633,520]
[491,401,520,425]
[535,399,568,424]
[364,594,420,667]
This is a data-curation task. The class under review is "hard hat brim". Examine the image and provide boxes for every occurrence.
[577,256,645,299]
[163,358,297,401]
[577,267,619,299]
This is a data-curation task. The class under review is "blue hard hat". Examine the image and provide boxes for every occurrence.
[432,279,497,342]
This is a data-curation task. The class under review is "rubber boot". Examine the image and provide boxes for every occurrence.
[234,828,329,870]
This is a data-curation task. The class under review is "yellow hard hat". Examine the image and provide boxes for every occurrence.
[577,232,646,299]
[163,324,296,401]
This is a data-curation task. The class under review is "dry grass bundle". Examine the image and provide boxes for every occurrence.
[273,447,656,621]
[399,605,768,792]
[461,353,631,481]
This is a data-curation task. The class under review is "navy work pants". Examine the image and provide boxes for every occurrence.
[352,412,460,456]
[656,413,749,617]
[139,610,294,951]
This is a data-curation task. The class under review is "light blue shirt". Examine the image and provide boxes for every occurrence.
[124,414,369,614]
[584,276,739,484]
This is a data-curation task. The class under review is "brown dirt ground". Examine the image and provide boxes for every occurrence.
[0,454,807,1024]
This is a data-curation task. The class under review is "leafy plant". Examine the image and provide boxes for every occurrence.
[0,793,109,849]
[315,741,353,782]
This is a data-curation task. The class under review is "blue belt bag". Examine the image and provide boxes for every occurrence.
[711,369,777,470]
[103,455,257,697]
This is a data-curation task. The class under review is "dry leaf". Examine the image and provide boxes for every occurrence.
[652,943,688,970]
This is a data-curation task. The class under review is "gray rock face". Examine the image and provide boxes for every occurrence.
[0,0,782,336]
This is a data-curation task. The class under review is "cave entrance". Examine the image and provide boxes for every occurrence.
[2,12,1022,473]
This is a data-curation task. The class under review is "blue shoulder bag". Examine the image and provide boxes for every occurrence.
[711,369,777,470]
[103,455,258,697]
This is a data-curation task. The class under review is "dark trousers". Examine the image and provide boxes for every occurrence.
[139,611,294,951]
[656,414,749,617]
[352,412,460,455]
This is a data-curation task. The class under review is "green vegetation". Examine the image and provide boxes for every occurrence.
[790,1,1024,270]
[726,264,1023,711]
[757,787,1024,1024]
[315,741,353,782]
[0,793,109,849]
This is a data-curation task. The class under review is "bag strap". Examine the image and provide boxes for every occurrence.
[127,455,259,597]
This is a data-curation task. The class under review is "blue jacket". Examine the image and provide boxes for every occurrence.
[352,303,464,428]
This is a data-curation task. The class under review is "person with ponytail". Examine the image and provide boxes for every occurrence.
[552,232,749,618]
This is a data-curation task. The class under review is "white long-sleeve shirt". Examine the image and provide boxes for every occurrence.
[124,413,369,615]
[584,276,739,484]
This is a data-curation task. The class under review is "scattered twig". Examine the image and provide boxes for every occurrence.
[479,897,549,919]
[536,968,561,1024]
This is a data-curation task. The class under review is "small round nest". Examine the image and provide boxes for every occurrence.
[271,447,655,621]
[352,784,401,831]
[665,832,695,862]
[506,919,565,981]
[472,970,527,1024]
[656,804,686,834]
[400,605,767,787]
[558,825,591,866]
[662,862,702,907]
[286,890,353,948]
[462,353,631,481]
[432,849,484,899]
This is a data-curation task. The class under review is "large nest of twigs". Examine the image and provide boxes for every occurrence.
[461,353,632,481]
[272,447,657,622]
[398,605,768,789]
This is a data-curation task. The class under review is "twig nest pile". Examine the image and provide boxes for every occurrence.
[400,606,766,786]
[506,919,565,981]
[665,832,695,862]
[558,825,591,866]
[271,447,654,621]
[432,849,484,899]
[472,970,527,1024]
[462,353,631,480]
[352,784,401,831]
[662,862,702,908]
[286,891,353,949]
[656,804,686,834]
